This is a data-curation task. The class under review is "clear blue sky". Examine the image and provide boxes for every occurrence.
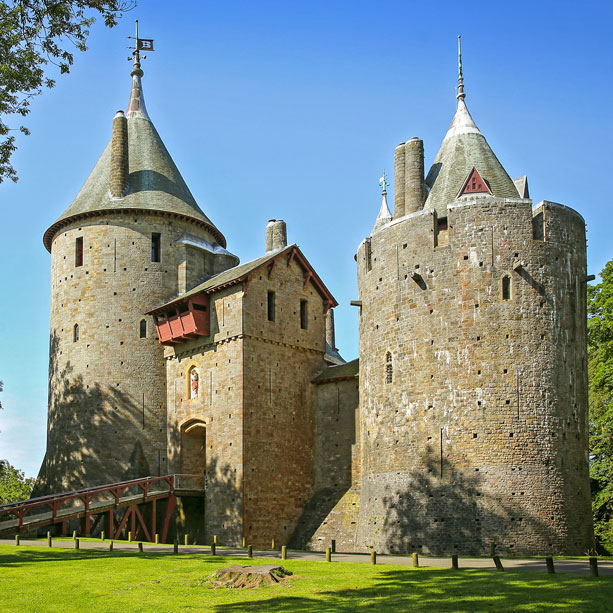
[1,0,611,477]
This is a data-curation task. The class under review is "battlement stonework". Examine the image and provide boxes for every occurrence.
[354,197,593,555]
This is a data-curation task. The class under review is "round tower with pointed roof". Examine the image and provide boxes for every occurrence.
[354,44,593,555]
[35,52,237,495]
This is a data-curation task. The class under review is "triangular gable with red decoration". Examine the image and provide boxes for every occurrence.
[457,167,492,197]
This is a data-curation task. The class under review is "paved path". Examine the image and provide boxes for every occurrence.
[2,539,611,577]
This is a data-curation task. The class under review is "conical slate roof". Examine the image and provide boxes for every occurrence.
[43,66,227,250]
[424,98,520,215]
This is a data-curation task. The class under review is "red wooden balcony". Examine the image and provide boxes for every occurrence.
[153,294,210,345]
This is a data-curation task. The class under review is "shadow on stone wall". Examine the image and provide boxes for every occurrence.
[379,452,550,556]
[287,486,349,549]
[32,331,149,498]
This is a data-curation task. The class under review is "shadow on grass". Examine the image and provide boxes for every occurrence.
[212,567,613,612]
[0,547,240,568]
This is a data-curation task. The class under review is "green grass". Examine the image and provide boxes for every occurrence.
[0,545,612,612]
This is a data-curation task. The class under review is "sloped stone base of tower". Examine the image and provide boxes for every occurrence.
[353,469,594,557]
[289,486,361,552]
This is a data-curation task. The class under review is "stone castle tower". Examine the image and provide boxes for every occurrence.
[353,52,594,555]
[34,50,237,494]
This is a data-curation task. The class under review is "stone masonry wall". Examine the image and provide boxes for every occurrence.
[165,285,244,546]
[35,213,222,496]
[354,197,593,556]
[296,376,361,552]
[242,256,327,548]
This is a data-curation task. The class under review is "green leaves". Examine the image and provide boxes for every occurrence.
[0,0,134,183]
[588,258,613,553]
[0,459,34,504]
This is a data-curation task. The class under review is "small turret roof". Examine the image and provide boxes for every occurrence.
[43,65,226,251]
[372,190,392,233]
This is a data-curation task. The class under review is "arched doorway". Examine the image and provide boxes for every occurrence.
[180,418,206,477]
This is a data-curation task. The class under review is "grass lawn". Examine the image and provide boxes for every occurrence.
[0,545,612,612]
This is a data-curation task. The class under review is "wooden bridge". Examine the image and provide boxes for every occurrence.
[0,474,203,543]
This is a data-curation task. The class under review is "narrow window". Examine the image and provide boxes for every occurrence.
[300,299,308,330]
[73,324,79,342]
[267,291,275,322]
[139,319,147,338]
[151,233,161,262]
[502,275,511,300]
[385,351,393,384]
[75,237,83,267]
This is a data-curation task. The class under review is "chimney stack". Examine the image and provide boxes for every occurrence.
[325,308,336,351]
[110,110,129,198]
[394,137,425,218]
[266,219,287,253]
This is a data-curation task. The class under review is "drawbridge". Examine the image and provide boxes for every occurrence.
[0,474,203,543]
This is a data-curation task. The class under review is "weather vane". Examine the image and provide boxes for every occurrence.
[379,169,388,194]
[127,20,155,68]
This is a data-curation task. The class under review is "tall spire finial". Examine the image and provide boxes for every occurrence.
[457,35,465,101]
[379,169,389,194]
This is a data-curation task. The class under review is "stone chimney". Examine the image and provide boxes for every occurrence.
[394,137,425,218]
[110,110,129,198]
[265,219,287,253]
[325,308,336,351]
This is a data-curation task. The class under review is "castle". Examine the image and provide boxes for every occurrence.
[34,41,594,555]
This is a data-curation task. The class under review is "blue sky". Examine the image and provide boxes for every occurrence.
[1,0,611,477]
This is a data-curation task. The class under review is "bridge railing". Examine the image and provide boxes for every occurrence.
[173,474,205,492]
[0,475,175,529]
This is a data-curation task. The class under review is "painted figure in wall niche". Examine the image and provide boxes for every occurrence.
[190,368,199,399]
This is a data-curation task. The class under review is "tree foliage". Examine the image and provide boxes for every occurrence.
[588,258,613,553]
[0,0,133,183]
[0,459,34,503]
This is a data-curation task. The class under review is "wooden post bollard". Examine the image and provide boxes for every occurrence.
[128,531,132,543]
[155,533,159,544]
[247,545,253,558]
[138,542,143,553]
[281,545,287,560]
[326,547,331,562]
[545,556,555,574]
[589,557,599,577]
[47,532,52,547]
[101,531,105,541]
[211,543,216,556]
[371,551,377,565]
[173,539,178,555]
[272,538,276,550]
[412,552,419,567]
[493,556,504,571]
[331,539,336,553]
[451,554,458,570]
[490,542,495,557]
[184,534,189,546]
[214,535,217,545]
[74,538,80,550]
[15,534,20,546]
[109,541,114,552]
[242,536,246,548]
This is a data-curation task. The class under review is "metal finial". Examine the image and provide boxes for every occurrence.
[379,169,389,194]
[127,19,154,77]
[457,35,465,101]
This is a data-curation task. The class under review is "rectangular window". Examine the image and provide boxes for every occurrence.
[152,233,161,262]
[300,299,308,330]
[267,291,275,322]
[75,237,83,267]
